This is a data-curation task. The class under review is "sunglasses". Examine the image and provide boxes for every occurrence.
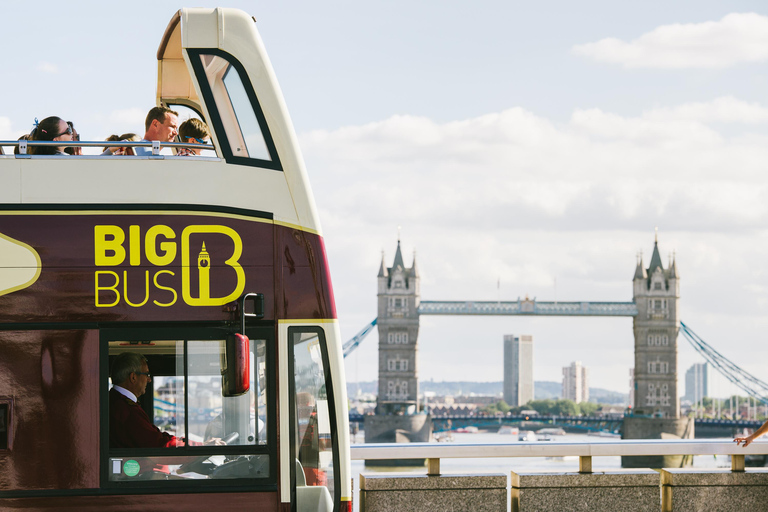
[134,371,151,378]
[66,121,80,141]
[56,124,74,138]
[185,136,210,145]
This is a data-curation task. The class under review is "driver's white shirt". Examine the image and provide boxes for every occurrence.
[113,385,137,403]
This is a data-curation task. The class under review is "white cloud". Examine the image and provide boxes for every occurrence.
[643,96,768,124]
[305,99,768,236]
[36,61,59,74]
[301,98,768,390]
[572,13,768,69]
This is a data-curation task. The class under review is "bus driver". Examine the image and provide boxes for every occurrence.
[109,352,189,448]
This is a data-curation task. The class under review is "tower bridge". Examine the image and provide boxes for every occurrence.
[372,235,680,422]
[361,234,694,466]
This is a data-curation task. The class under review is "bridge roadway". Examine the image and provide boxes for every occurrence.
[417,300,638,316]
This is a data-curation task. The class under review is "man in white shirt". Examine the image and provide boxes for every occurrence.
[134,106,180,156]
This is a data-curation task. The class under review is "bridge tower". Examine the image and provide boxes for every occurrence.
[365,239,431,453]
[623,234,693,468]
[375,239,420,414]
[632,235,680,418]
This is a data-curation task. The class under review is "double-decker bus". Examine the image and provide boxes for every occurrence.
[0,8,350,512]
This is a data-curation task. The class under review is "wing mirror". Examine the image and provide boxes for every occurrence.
[222,293,264,397]
[223,333,250,397]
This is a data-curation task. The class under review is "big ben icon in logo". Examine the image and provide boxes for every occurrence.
[198,242,211,300]
[181,225,245,306]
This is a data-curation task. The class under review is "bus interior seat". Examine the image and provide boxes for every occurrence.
[296,485,333,512]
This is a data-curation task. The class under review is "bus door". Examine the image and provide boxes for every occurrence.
[287,326,339,512]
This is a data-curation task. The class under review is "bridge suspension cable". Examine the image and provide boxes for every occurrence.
[679,321,768,405]
[343,317,377,358]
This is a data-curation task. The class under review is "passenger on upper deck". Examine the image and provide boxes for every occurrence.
[28,116,74,155]
[64,122,81,155]
[102,133,141,156]
[134,106,179,156]
[178,118,211,156]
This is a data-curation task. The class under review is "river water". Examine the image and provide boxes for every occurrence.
[349,431,731,511]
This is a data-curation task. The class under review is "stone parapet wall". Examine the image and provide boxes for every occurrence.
[360,474,506,512]
[511,470,660,512]
[661,468,768,512]
[357,465,768,511]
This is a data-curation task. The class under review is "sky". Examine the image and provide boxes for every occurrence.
[3,1,768,398]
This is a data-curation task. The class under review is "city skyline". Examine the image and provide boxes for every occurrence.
[3,3,768,395]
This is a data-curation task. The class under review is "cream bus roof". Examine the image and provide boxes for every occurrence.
[1,8,321,236]
[157,8,277,125]
[156,8,322,235]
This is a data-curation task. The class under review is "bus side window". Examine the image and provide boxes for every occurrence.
[105,336,269,483]
[0,400,9,450]
[197,53,273,163]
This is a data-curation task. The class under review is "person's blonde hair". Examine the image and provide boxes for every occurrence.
[104,133,140,155]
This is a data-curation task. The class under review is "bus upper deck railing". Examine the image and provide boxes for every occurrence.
[349,440,768,475]
[0,140,215,156]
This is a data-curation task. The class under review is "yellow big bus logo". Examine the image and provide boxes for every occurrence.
[93,224,245,307]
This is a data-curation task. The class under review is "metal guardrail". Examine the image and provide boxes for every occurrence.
[0,140,215,156]
[350,440,768,475]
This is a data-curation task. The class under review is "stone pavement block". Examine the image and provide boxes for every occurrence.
[360,474,506,512]
[511,469,660,512]
[661,468,768,512]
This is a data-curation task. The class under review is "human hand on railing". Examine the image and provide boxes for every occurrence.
[734,434,754,447]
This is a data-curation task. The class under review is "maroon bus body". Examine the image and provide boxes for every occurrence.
[0,212,336,323]
[0,210,336,510]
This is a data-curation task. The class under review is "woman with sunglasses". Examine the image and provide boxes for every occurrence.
[64,121,82,155]
[28,116,74,155]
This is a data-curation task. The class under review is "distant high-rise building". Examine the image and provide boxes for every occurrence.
[503,335,534,407]
[684,363,710,403]
[563,361,589,403]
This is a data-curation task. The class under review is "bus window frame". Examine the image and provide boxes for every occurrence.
[187,48,283,171]
[163,100,206,122]
[0,397,12,451]
[287,326,341,512]
[99,323,278,492]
